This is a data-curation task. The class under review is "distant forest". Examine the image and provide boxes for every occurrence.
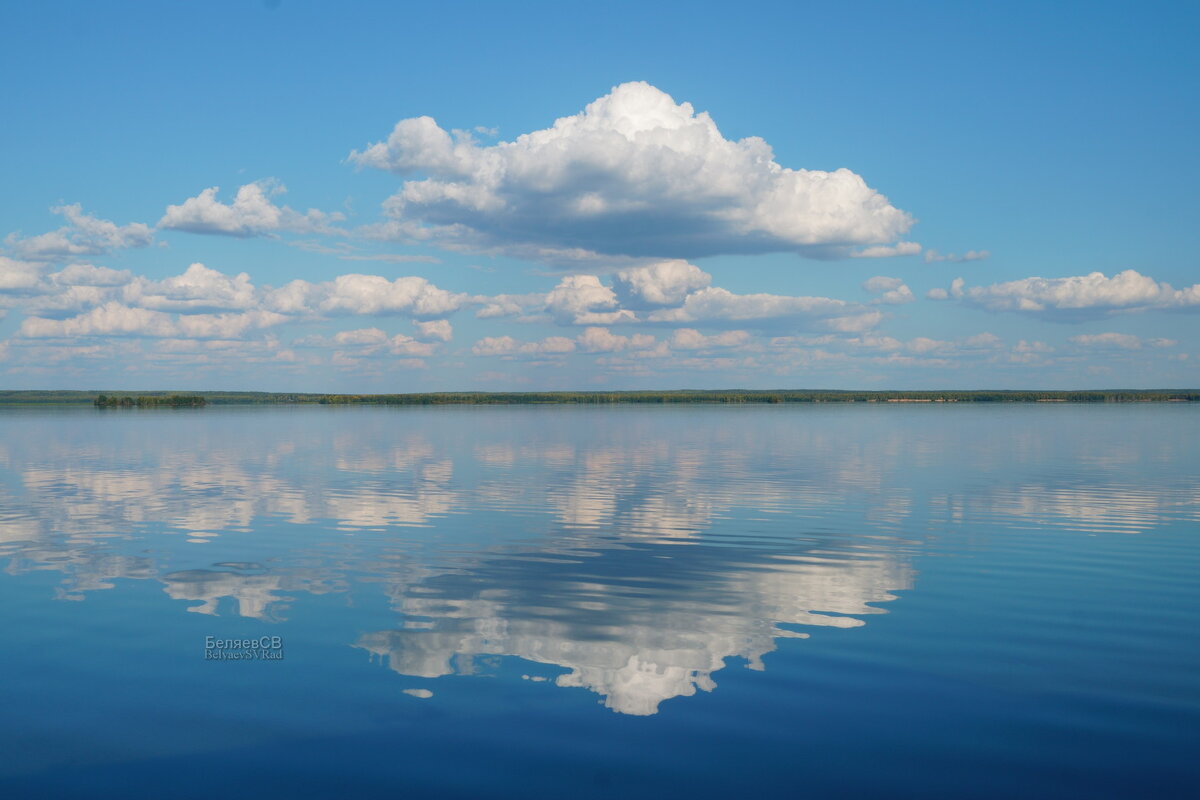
[0,389,1196,406]
[93,394,206,408]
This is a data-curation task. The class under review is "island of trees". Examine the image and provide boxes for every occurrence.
[0,389,1194,406]
[93,394,207,408]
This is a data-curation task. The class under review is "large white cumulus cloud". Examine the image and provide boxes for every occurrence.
[351,82,914,261]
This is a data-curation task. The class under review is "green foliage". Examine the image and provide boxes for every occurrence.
[92,394,206,408]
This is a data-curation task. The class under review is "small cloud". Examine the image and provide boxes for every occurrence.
[413,319,453,342]
[924,249,990,263]
[5,204,153,261]
[159,181,345,237]
[613,260,711,308]
[670,328,751,350]
[851,242,922,259]
[1069,332,1143,350]
[862,276,915,305]
[472,335,576,356]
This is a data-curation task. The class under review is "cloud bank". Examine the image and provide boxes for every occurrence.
[930,269,1200,320]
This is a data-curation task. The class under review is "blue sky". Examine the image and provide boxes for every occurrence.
[1,0,1197,390]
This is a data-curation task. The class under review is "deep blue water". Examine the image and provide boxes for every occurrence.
[0,404,1196,799]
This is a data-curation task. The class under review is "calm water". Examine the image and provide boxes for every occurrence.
[0,404,1196,798]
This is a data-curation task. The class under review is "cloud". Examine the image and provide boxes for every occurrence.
[122,263,257,313]
[4,261,470,355]
[472,335,577,356]
[862,275,915,305]
[646,286,878,332]
[1012,339,1053,354]
[4,204,154,261]
[18,302,286,339]
[1069,332,1177,350]
[474,292,544,320]
[53,263,133,287]
[351,81,914,262]
[295,327,440,357]
[472,327,664,358]
[475,274,637,325]
[923,249,990,263]
[669,329,751,350]
[0,256,45,292]
[646,287,838,322]
[544,275,619,321]
[23,265,136,317]
[768,330,1050,372]
[333,327,389,346]
[159,181,344,237]
[862,276,903,292]
[851,242,922,259]
[613,260,712,307]
[266,274,467,318]
[413,319,453,342]
[577,326,656,353]
[933,269,1200,319]
[471,326,753,364]
[1069,332,1142,350]
[287,239,440,264]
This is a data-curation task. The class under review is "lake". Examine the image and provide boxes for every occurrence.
[0,404,1196,798]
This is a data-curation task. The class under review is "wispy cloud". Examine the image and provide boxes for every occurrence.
[923,249,989,263]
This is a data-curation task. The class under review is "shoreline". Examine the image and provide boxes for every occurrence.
[1,389,1197,406]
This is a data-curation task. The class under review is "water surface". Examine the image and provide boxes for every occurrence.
[1,404,1196,798]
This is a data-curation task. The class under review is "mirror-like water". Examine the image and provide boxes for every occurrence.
[1,404,1196,798]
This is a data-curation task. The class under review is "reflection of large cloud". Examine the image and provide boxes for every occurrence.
[356,546,911,715]
[352,82,914,262]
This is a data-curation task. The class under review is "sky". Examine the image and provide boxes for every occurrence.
[1,0,1197,391]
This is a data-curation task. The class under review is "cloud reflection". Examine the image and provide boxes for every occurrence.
[356,547,910,715]
[1,407,1192,714]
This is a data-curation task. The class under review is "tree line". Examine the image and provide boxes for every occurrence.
[0,390,1195,407]
[94,395,207,407]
